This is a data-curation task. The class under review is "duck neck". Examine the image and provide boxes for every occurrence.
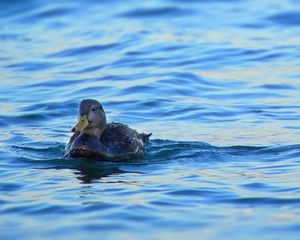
[82,127,104,138]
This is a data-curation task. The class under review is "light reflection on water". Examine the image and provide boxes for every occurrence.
[1,0,300,239]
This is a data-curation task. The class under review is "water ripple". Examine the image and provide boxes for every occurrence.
[120,6,192,18]
[5,61,59,71]
[267,11,300,27]
[46,44,119,58]
[1,0,300,239]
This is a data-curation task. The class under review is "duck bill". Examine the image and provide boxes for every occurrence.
[71,114,89,132]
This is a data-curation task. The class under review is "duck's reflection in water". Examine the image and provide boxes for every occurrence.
[72,159,128,184]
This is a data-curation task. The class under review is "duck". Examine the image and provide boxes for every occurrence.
[65,99,151,161]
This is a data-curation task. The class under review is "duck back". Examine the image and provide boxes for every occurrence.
[66,122,151,161]
[101,123,147,158]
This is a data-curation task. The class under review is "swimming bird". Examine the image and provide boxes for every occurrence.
[65,99,151,161]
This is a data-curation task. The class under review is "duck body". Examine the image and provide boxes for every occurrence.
[66,100,151,161]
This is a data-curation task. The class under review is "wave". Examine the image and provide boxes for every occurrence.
[2,139,300,165]
[120,6,192,18]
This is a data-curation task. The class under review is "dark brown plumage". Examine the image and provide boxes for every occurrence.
[65,99,151,161]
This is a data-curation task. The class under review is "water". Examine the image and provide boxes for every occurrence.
[1,0,300,239]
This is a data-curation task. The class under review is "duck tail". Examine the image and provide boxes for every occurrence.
[139,133,152,142]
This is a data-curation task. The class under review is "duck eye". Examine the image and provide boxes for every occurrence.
[92,108,96,112]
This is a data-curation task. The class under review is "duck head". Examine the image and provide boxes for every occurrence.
[72,99,107,137]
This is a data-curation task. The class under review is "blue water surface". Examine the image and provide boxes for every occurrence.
[1,0,300,239]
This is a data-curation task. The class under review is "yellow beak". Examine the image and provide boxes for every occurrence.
[71,114,89,132]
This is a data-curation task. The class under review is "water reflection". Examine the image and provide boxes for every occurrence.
[1,0,300,239]
[72,160,128,184]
